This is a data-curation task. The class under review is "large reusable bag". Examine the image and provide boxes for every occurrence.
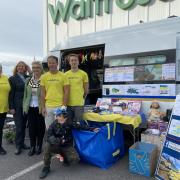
[72,121,125,169]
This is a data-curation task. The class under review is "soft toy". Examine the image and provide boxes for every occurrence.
[148,101,165,122]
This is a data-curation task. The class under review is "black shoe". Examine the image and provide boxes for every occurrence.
[36,146,42,155]
[39,166,50,179]
[22,144,30,150]
[28,147,35,156]
[0,146,7,155]
[15,147,21,155]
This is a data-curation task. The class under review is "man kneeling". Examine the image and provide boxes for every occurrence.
[39,107,97,179]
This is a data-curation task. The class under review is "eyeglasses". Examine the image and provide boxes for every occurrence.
[32,66,41,69]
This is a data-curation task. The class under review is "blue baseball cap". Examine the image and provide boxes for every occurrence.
[54,107,67,116]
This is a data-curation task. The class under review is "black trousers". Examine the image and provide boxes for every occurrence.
[27,107,45,148]
[14,107,27,148]
[0,113,7,147]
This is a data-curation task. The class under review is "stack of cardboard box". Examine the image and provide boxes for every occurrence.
[141,130,166,155]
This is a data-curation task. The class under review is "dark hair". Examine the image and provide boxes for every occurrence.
[47,56,58,63]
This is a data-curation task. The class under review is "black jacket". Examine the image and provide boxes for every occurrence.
[47,120,93,147]
[8,74,28,109]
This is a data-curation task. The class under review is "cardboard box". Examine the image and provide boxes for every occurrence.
[148,121,158,129]
[147,121,168,132]
[141,130,166,153]
[129,142,158,177]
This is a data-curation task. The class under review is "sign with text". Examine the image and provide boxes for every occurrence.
[155,95,180,180]
[48,0,169,24]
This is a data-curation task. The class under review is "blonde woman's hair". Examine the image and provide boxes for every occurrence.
[32,61,44,74]
[13,61,28,75]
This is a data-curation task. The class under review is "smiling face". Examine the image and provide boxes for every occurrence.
[68,55,79,70]
[16,62,26,74]
[48,57,58,72]
[32,62,42,77]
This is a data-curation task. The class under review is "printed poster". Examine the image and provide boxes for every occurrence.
[168,119,180,138]
[104,67,134,82]
[103,84,176,97]
[162,64,175,80]
[155,95,180,180]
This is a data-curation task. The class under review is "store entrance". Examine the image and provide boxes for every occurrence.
[60,44,105,105]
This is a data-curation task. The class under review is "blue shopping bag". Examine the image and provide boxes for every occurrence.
[72,121,125,169]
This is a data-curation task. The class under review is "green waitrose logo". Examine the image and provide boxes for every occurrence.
[48,0,169,24]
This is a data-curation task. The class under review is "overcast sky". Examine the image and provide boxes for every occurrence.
[0,0,43,64]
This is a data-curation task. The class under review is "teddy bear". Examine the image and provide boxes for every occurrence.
[148,101,165,122]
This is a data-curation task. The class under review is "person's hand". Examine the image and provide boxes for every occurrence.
[93,128,100,132]
[42,107,47,117]
[9,109,15,115]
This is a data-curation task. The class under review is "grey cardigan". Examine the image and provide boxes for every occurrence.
[23,77,42,114]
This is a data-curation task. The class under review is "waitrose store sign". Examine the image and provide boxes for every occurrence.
[48,0,169,24]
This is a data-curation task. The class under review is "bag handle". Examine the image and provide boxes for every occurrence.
[113,122,116,136]
[106,122,117,140]
[106,124,111,140]
[84,120,89,126]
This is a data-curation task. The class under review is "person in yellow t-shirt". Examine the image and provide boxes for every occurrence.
[40,56,70,129]
[0,64,10,155]
[65,54,89,122]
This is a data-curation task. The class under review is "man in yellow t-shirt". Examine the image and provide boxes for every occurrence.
[65,54,89,122]
[0,64,10,155]
[41,56,69,128]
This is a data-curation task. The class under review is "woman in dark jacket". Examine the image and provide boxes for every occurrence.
[9,61,31,155]
[23,61,45,156]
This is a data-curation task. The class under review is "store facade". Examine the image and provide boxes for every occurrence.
[43,0,180,114]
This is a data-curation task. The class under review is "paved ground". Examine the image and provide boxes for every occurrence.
[0,138,154,180]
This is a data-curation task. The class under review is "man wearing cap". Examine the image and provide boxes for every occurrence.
[39,107,97,179]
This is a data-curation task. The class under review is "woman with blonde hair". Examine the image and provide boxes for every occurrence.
[0,64,10,155]
[9,61,32,155]
[23,61,45,156]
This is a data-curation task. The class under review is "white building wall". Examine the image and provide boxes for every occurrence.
[47,0,56,51]
[43,0,180,56]
[56,0,68,46]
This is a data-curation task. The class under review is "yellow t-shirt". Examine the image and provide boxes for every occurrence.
[65,70,88,106]
[40,71,69,108]
[0,75,10,113]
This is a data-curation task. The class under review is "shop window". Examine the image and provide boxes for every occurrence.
[134,64,163,81]
[136,55,166,65]
[104,55,176,83]
[109,57,135,67]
